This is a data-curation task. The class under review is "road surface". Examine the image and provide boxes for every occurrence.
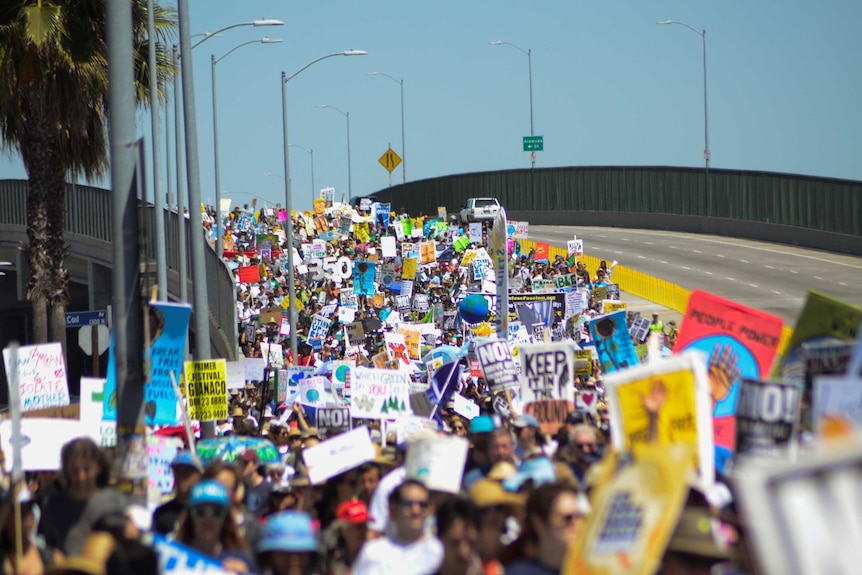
[530,226,862,324]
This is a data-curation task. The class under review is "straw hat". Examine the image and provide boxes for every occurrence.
[469,479,525,509]
[46,533,116,575]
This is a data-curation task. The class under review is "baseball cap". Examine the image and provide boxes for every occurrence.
[470,415,495,434]
[335,500,369,525]
[502,457,558,492]
[188,480,230,509]
[258,511,319,554]
[171,451,204,473]
[512,414,540,429]
[238,450,260,465]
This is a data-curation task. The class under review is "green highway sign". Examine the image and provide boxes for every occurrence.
[523,135,544,152]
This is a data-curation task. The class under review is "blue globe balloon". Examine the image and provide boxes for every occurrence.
[460,294,490,324]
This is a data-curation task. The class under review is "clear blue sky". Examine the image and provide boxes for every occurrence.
[1,0,860,211]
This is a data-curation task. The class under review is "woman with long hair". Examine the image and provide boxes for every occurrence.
[175,480,254,574]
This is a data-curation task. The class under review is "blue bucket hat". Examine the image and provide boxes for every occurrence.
[189,480,230,509]
[258,511,319,554]
[172,450,204,473]
[503,457,557,492]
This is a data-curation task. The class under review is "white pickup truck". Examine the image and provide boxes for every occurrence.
[455,197,502,224]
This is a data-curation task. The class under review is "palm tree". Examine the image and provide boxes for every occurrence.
[0,0,175,350]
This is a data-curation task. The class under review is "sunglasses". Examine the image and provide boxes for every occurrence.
[400,499,430,510]
[560,513,583,526]
[191,505,227,520]
[452,425,465,431]
[576,442,597,451]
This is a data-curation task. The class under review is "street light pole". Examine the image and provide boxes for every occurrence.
[212,38,282,258]
[282,50,367,362]
[657,20,711,214]
[490,40,535,169]
[146,0,167,301]
[172,45,188,304]
[317,105,352,198]
[287,145,315,207]
[368,72,406,183]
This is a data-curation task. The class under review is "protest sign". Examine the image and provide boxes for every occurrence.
[184,360,228,422]
[331,360,354,396]
[565,290,587,319]
[674,290,784,468]
[402,257,418,280]
[563,444,693,575]
[412,294,430,313]
[452,393,480,420]
[384,333,410,366]
[3,342,69,412]
[308,314,332,347]
[468,222,483,243]
[279,316,290,336]
[735,378,800,458]
[278,366,314,404]
[733,444,862,575]
[491,208,509,336]
[525,400,574,435]
[535,242,550,262]
[346,321,365,343]
[315,407,351,434]
[812,374,862,435]
[476,340,519,392]
[629,316,650,343]
[80,378,115,447]
[152,534,230,575]
[772,290,862,386]
[604,351,714,485]
[303,426,376,485]
[419,241,436,264]
[0,418,85,472]
[602,300,627,314]
[237,265,260,284]
[575,390,599,414]
[519,342,574,401]
[353,261,376,296]
[225,359,245,390]
[509,292,566,327]
[574,350,593,376]
[553,274,578,291]
[138,302,191,425]
[244,357,267,383]
[589,311,640,374]
[605,284,620,300]
[340,288,358,308]
[350,367,412,419]
[532,279,554,293]
[399,329,422,360]
[802,339,857,391]
[567,239,584,257]
[299,376,329,407]
[405,434,470,494]
[401,242,415,258]
[147,435,182,502]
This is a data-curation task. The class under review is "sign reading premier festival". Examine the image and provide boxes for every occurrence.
[477,340,519,392]
[184,360,228,422]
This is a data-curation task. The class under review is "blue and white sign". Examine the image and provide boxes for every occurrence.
[65,310,108,328]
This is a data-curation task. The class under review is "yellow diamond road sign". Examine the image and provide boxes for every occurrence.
[378,147,401,173]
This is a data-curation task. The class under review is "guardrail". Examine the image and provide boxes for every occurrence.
[0,180,237,360]
[516,239,793,354]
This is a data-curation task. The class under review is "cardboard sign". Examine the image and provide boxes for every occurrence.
[399,329,422,360]
[3,342,70,412]
[225,360,246,390]
[184,360,228,422]
[384,332,410,366]
[350,367,413,420]
[468,222,483,243]
[278,366,314,404]
[525,400,574,435]
[0,418,86,472]
[302,426,376,485]
[244,357,267,383]
[567,239,584,257]
[452,394,480,420]
[476,340,520,392]
[419,242,436,264]
[604,351,714,485]
[564,444,693,575]
[589,311,640,374]
[298,376,329,407]
[566,290,587,319]
[519,342,575,401]
[735,378,800,457]
[405,434,470,494]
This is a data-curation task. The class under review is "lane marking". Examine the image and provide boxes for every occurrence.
[644,241,654,245]
[814,276,824,280]
[692,249,702,253]
[637,255,646,259]
[772,290,782,295]
[740,259,749,263]
[789,270,798,274]
[839,282,849,286]
[614,251,623,255]
[749,283,759,288]
[716,254,725,258]
[764,265,774,269]
[669,246,678,249]
[704,271,713,275]
[659,260,668,264]
[726,277,735,281]
[682,266,691,270]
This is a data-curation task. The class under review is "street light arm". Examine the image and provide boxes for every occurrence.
[193,18,284,49]
[489,40,530,56]
[317,103,347,117]
[368,71,401,84]
[288,144,312,155]
[657,20,704,37]
[215,38,282,65]
[284,52,363,84]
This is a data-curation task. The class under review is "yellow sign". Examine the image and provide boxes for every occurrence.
[602,300,627,314]
[399,328,422,360]
[574,350,593,375]
[419,241,436,264]
[354,222,370,243]
[563,444,693,575]
[378,147,402,173]
[184,359,228,422]
[402,257,417,280]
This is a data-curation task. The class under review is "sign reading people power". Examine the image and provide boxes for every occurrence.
[735,378,800,458]
[519,342,574,401]
[476,340,519,392]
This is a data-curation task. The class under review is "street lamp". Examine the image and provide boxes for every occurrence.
[489,40,535,169]
[287,145,315,208]
[316,104,353,199]
[657,19,711,213]
[281,50,367,361]
[368,71,406,183]
[193,19,284,48]
[212,37,282,257]
[175,7,282,441]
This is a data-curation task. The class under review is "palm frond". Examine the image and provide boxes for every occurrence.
[21,2,64,46]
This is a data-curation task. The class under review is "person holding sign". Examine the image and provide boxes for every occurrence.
[175,481,254,574]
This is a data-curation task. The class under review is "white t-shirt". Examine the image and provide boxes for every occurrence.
[368,466,407,533]
[351,535,442,575]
